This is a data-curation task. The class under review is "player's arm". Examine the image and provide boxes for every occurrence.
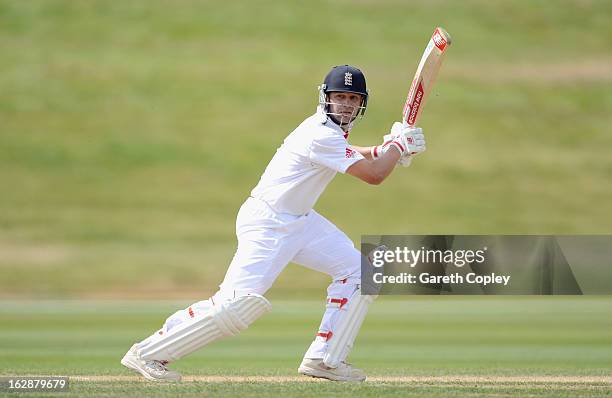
[350,145,376,161]
[347,123,426,185]
[346,148,401,185]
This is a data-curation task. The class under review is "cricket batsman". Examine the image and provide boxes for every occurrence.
[121,65,426,382]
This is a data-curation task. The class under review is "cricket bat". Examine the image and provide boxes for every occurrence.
[402,27,452,127]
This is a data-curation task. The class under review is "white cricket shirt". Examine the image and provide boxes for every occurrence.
[250,110,364,216]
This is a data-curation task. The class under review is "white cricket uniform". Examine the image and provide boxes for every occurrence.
[137,109,367,361]
[219,110,363,291]
[217,110,365,358]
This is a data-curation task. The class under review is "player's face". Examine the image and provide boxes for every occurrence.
[328,92,363,123]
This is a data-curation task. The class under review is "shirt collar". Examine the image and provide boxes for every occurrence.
[315,107,352,139]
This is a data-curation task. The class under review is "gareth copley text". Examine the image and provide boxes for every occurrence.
[370,246,488,268]
[372,272,511,286]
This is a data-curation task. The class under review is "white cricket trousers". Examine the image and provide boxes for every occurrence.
[138,197,363,360]
[217,196,362,359]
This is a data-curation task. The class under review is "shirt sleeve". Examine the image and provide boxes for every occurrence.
[309,131,365,174]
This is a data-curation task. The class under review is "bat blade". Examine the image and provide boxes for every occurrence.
[402,27,452,127]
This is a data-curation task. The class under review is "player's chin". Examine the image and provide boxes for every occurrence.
[340,116,354,125]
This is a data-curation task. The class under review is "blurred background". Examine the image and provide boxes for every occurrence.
[1,0,611,299]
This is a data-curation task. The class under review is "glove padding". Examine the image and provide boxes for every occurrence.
[371,122,426,167]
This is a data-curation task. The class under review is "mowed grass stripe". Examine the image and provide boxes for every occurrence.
[1,298,610,377]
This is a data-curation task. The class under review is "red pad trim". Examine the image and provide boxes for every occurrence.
[328,298,348,308]
[317,331,333,341]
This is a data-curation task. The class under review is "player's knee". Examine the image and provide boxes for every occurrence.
[163,299,214,333]
[213,293,272,336]
[332,256,361,284]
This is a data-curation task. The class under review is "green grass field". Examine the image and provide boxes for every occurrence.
[1,0,612,297]
[1,1,612,397]
[1,297,611,397]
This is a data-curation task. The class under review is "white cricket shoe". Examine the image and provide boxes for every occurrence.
[121,344,181,382]
[298,358,366,382]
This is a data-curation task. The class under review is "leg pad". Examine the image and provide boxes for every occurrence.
[139,294,271,362]
[323,288,375,368]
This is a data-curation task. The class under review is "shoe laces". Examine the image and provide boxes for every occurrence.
[147,360,169,373]
[339,361,353,369]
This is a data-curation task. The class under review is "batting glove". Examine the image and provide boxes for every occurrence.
[371,122,426,166]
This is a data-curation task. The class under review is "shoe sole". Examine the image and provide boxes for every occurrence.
[121,353,181,382]
[298,366,366,382]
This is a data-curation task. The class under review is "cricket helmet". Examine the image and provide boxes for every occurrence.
[319,65,368,118]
